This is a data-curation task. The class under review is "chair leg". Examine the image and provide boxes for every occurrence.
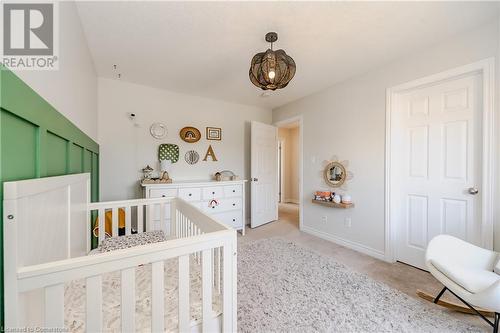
[444,287,496,329]
[434,287,447,304]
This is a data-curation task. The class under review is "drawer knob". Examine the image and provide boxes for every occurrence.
[233,190,235,193]
[212,206,215,209]
[212,191,215,194]
[189,193,192,196]
[232,203,236,206]
[162,195,166,197]
[232,219,236,222]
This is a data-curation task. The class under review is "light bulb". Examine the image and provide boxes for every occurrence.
[268,70,275,79]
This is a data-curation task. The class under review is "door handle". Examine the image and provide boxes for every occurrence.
[468,187,479,195]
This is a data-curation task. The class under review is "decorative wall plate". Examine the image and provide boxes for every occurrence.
[158,144,179,163]
[150,123,167,139]
[179,126,201,143]
[185,150,200,165]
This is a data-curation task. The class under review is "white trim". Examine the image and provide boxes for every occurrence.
[274,115,304,230]
[277,140,285,203]
[302,226,386,261]
[385,58,495,263]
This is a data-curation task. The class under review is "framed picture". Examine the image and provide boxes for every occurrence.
[206,127,222,141]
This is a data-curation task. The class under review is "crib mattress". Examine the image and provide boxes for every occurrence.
[64,255,222,332]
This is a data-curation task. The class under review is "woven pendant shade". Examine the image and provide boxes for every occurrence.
[249,32,296,91]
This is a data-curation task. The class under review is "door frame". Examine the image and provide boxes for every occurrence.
[274,115,304,230]
[277,140,285,203]
[385,58,495,263]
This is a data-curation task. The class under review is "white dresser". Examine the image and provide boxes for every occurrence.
[142,180,246,235]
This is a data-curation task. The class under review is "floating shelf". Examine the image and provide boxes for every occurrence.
[311,199,354,209]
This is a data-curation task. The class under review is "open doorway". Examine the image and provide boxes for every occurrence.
[276,121,300,229]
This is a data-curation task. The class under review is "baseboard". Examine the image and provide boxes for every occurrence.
[284,198,299,204]
[301,226,386,261]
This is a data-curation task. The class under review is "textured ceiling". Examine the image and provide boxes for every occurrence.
[76,1,499,109]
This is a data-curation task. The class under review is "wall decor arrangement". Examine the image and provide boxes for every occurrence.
[311,156,354,208]
[185,150,200,165]
[150,122,167,139]
[203,145,218,161]
[179,126,201,143]
[206,127,222,140]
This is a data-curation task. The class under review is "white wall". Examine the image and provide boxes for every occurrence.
[98,78,272,218]
[278,127,299,203]
[13,2,98,141]
[273,21,500,256]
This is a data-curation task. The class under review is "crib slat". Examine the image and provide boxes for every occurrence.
[121,268,135,332]
[213,248,217,290]
[170,199,176,236]
[213,247,219,292]
[175,211,179,238]
[125,206,131,236]
[112,207,119,237]
[202,249,213,332]
[178,255,190,332]
[86,275,102,332]
[147,204,153,232]
[137,205,144,233]
[222,244,235,331]
[44,284,64,328]
[151,261,164,332]
[159,203,165,233]
[98,208,105,244]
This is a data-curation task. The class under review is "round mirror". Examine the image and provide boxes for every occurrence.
[324,162,346,187]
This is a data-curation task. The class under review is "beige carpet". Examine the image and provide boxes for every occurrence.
[237,238,485,333]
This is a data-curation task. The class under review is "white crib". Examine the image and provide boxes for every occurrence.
[3,173,237,332]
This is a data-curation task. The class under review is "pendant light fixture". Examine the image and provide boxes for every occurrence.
[249,32,296,91]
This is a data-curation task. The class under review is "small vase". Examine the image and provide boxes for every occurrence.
[342,194,352,204]
[333,194,341,204]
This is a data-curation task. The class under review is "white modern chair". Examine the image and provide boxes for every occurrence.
[426,235,500,332]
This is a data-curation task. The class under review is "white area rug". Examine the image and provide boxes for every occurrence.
[237,238,484,333]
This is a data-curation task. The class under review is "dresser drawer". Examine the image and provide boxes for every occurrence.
[212,212,243,229]
[202,186,224,200]
[223,185,242,197]
[178,188,201,201]
[149,188,177,198]
[202,198,242,214]
[219,197,242,211]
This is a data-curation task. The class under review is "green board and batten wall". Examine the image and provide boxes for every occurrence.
[0,67,99,324]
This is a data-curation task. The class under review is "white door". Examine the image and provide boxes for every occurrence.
[251,121,278,228]
[394,73,482,270]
